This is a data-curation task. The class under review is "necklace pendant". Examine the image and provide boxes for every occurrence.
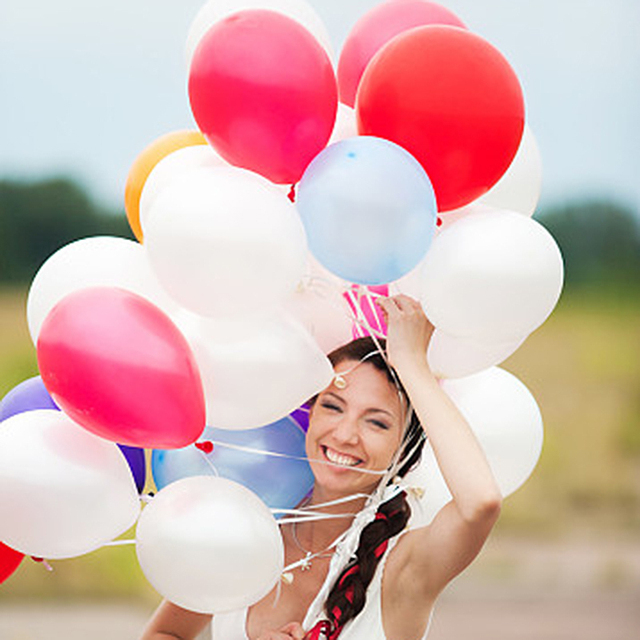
[301,551,312,571]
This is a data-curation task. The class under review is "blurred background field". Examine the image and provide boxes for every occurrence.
[0,184,639,609]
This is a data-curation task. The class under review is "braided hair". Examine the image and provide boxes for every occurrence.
[312,337,425,639]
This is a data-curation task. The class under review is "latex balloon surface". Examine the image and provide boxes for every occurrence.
[297,137,437,284]
[125,130,207,242]
[144,167,308,317]
[152,418,313,511]
[27,236,177,344]
[476,125,543,217]
[427,330,525,379]
[357,26,525,211]
[0,542,24,585]
[173,310,333,429]
[0,376,146,492]
[419,210,564,342]
[0,376,58,421]
[338,0,466,107]
[184,0,333,66]
[441,367,544,496]
[136,476,284,613]
[188,10,337,184]
[0,410,140,559]
[37,287,205,449]
[328,103,358,145]
[139,145,227,234]
[282,270,354,354]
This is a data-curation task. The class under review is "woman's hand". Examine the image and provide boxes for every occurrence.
[376,295,434,374]
[256,622,306,640]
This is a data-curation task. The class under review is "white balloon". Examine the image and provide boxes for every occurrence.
[136,476,284,614]
[328,104,358,145]
[140,145,227,233]
[0,410,140,559]
[184,0,334,68]
[420,210,564,342]
[283,268,353,354]
[477,125,543,217]
[173,309,334,429]
[26,236,177,344]
[144,166,308,317]
[435,202,494,235]
[428,329,525,379]
[442,367,544,497]
[406,367,544,526]
[405,444,452,528]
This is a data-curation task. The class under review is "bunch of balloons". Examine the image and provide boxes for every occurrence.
[0,0,560,615]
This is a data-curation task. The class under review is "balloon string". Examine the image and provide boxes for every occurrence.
[198,439,388,476]
[196,447,220,477]
[343,287,387,340]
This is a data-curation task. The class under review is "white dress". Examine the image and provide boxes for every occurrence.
[211,535,433,640]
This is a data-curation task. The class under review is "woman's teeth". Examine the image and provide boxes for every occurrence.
[324,447,361,467]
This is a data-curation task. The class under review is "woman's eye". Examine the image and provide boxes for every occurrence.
[369,419,390,431]
[321,402,341,412]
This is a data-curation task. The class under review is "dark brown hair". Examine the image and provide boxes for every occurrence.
[320,337,425,637]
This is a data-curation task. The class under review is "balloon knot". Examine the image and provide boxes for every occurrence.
[287,184,297,203]
[195,441,214,454]
[436,217,443,227]
[31,557,54,571]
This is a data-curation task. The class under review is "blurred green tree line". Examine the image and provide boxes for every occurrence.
[0,176,639,288]
[0,177,134,283]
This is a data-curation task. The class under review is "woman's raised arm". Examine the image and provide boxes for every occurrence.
[377,295,502,595]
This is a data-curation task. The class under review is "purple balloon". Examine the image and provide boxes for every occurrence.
[0,376,59,422]
[289,404,310,433]
[118,445,146,494]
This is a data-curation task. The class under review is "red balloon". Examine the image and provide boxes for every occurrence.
[338,0,466,107]
[37,287,205,449]
[188,9,338,184]
[0,541,24,584]
[357,26,525,212]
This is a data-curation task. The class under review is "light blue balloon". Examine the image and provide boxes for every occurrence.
[297,136,437,285]
[152,417,313,512]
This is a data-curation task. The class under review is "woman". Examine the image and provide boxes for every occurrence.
[141,295,502,640]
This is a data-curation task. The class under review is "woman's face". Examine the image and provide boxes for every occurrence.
[306,360,406,499]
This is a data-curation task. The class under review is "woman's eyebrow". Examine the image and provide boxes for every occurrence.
[322,391,345,403]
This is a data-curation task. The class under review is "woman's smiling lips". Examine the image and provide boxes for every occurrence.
[321,445,364,468]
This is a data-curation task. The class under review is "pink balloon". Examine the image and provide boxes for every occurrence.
[37,287,205,449]
[338,0,466,107]
[344,285,389,339]
[188,10,338,184]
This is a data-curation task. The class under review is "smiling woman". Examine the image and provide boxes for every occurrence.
[140,294,503,640]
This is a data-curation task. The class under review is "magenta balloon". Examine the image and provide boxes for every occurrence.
[37,287,206,449]
[188,9,337,184]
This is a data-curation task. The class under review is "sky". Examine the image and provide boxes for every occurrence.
[1,0,638,212]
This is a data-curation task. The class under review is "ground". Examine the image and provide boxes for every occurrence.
[1,535,638,640]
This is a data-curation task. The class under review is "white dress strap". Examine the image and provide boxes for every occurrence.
[211,606,249,640]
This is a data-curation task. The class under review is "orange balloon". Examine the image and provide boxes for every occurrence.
[124,130,207,242]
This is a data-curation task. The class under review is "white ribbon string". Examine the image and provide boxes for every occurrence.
[197,440,389,476]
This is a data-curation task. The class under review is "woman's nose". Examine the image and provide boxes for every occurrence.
[332,416,359,444]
